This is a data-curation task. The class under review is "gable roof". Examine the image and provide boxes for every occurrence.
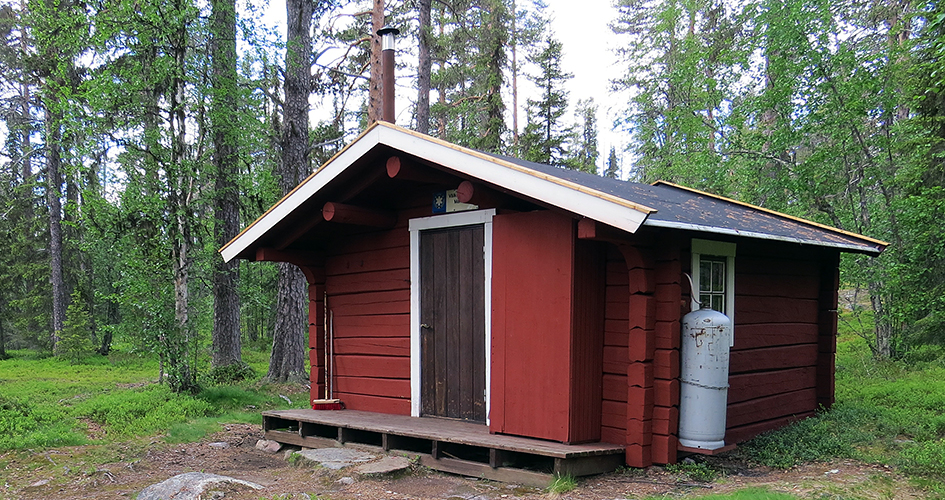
[221,122,886,262]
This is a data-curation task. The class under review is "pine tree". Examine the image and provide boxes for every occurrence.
[519,33,571,165]
[210,0,245,374]
[567,98,599,173]
[604,146,621,179]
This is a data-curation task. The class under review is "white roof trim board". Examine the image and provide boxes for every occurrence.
[221,124,653,262]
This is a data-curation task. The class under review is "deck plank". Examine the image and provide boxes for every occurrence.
[263,409,623,459]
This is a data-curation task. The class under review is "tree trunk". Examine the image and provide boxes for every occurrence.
[46,103,66,351]
[269,263,307,382]
[210,0,243,370]
[268,0,313,383]
[416,0,431,134]
[166,21,198,394]
[0,316,7,359]
[510,0,518,145]
[367,0,385,125]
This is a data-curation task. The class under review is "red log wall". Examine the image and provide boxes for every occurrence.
[308,205,433,415]
[721,243,839,444]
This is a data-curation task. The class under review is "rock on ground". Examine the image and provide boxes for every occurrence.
[255,439,282,453]
[353,456,412,476]
[137,472,263,500]
[295,448,376,469]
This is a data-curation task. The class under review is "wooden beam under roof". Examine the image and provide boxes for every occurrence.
[322,202,397,228]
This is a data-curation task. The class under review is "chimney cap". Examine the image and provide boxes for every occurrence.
[377,26,400,37]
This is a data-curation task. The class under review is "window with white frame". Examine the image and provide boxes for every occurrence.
[690,239,736,321]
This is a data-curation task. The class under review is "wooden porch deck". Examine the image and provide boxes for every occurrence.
[262,409,625,487]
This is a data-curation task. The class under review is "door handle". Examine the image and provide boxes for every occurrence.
[420,323,432,329]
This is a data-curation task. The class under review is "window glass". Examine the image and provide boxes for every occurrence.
[698,257,726,314]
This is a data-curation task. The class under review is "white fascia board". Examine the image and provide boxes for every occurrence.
[375,127,650,234]
[645,219,879,254]
[220,128,382,262]
[222,124,652,262]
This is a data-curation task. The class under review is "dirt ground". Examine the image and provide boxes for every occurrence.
[0,424,929,500]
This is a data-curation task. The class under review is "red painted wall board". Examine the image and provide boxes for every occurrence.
[627,362,654,388]
[605,300,630,321]
[628,328,655,362]
[736,256,820,276]
[651,434,678,465]
[601,426,626,445]
[629,295,657,330]
[333,376,410,398]
[731,323,818,350]
[626,444,653,468]
[334,392,410,415]
[332,337,410,356]
[327,228,409,256]
[325,245,410,277]
[604,325,630,347]
[655,258,681,284]
[655,321,681,349]
[326,268,410,295]
[653,406,679,436]
[603,373,630,401]
[653,378,680,408]
[726,388,818,428]
[728,367,816,404]
[328,289,410,316]
[627,386,654,421]
[736,274,819,299]
[654,282,681,303]
[331,314,409,338]
[628,268,654,295]
[332,354,410,379]
[735,296,820,324]
[729,344,818,374]
[654,350,680,380]
[725,412,815,444]
[569,239,605,443]
[491,211,574,442]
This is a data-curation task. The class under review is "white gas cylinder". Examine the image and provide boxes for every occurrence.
[678,306,732,450]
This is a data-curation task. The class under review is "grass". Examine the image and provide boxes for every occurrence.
[665,461,720,482]
[740,326,945,490]
[547,473,578,493]
[647,488,798,500]
[0,347,308,452]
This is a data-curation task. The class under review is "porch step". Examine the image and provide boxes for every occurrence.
[262,409,625,488]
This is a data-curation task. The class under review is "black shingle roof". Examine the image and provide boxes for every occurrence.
[490,154,886,255]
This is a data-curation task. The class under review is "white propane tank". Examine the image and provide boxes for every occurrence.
[678,305,733,450]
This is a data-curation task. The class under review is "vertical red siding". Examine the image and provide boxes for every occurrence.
[491,211,574,442]
[570,240,606,443]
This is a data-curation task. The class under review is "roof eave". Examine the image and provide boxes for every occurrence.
[220,123,654,262]
[643,219,884,256]
[651,180,888,252]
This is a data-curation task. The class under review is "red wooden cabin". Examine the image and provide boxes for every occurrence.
[222,123,885,470]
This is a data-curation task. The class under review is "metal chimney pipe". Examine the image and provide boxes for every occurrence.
[377,26,400,123]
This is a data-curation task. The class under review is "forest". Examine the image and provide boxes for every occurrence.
[0,0,943,393]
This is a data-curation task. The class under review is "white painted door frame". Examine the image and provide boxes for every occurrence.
[408,209,495,424]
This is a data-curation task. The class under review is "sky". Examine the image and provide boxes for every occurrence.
[262,0,628,174]
[542,0,626,172]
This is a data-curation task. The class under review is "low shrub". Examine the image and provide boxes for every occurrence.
[666,461,720,482]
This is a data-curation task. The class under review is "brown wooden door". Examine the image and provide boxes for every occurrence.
[420,224,486,422]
